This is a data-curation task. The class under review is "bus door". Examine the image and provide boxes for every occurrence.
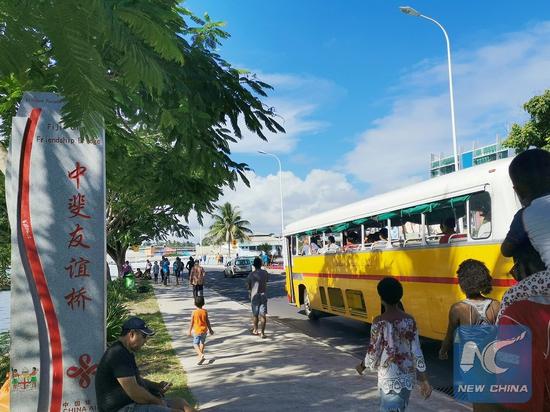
[285,235,296,304]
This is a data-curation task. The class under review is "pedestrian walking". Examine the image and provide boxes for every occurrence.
[174,257,183,286]
[152,261,160,284]
[186,256,195,281]
[161,257,170,286]
[144,259,152,277]
[439,259,500,360]
[189,260,205,298]
[356,277,431,411]
[187,296,214,365]
[247,257,269,338]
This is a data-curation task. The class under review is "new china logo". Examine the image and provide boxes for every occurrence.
[454,326,531,403]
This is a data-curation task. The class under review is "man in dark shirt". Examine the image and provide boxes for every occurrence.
[95,317,195,412]
[247,257,269,338]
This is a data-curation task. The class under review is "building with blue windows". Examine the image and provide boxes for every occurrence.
[430,139,515,178]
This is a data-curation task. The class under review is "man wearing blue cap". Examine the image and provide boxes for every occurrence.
[95,317,195,412]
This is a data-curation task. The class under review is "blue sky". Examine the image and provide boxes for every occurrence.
[184,0,550,236]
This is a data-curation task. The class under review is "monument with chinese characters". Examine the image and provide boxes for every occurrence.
[5,92,106,411]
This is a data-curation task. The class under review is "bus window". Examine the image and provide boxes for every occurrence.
[319,287,328,309]
[327,287,345,311]
[469,192,492,239]
[291,235,298,256]
[346,289,367,316]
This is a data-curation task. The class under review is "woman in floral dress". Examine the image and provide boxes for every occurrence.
[357,277,432,411]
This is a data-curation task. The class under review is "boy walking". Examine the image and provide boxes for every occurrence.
[247,257,269,338]
[188,297,214,365]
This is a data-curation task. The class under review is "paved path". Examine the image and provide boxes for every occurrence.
[154,285,471,411]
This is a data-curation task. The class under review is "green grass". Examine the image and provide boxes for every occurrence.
[0,332,9,386]
[126,289,196,407]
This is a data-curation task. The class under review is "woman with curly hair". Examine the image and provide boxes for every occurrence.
[439,259,500,360]
[356,277,432,411]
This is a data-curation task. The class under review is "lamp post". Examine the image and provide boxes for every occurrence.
[400,6,459,173]
[258,150,285,263]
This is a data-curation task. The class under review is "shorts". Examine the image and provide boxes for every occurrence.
[193,333,207,345]
[117,399,178,412]
[251,293,268,316]
[379,388,411,412]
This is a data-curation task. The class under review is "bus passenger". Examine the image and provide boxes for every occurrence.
[356,277,432,410]
[321,235,339,253]
[439,259,500,360]
[300,237,311,256]
[366,228,388,244]
[476,208,492,238]
[439,217,456,244]
[310,236,320,255]
[344,230,360,251]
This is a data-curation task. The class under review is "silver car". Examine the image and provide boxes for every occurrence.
[224,258,253,278]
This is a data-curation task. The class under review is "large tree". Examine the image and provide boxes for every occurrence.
[204,202,252,258]
[0,2,284,274]
[504,90,550,151]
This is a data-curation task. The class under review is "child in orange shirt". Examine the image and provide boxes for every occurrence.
[188,296,214,364]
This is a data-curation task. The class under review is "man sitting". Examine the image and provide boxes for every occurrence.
[438,217,456,244]
[95,317,195,412]
[321,235,340,253]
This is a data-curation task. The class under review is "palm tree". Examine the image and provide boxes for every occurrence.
[205,203,252,259]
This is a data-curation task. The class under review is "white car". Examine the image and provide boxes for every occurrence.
[224,258,253,278]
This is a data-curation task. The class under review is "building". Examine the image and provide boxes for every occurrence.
[235,234,282,257]
[430,139,515,178]
[193,234,283,262]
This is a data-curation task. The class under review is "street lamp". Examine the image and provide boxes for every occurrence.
[400,6,460,173]
[258,150,285,259]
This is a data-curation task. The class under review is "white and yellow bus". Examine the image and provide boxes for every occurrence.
[283,158,519,340]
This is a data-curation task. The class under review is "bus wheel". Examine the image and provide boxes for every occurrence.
[304,289,319,320]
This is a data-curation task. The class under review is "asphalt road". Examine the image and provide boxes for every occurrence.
[203,267,455,397]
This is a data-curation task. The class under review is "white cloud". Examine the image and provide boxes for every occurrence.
[229,72,343,154]
[344,21,550,193]
[186,169,360,239]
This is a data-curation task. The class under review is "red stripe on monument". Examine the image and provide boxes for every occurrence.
[20,108,63,412]
[302,273,516,287]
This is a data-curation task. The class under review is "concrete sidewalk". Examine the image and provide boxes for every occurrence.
[154,285,471,412]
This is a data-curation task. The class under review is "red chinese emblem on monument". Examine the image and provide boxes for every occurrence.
[68,224,90,249]
[64,287,92,310]
[64,257,91,278]
[68,162,87,189]
[68,193,91,219]
[66,354,97,388]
